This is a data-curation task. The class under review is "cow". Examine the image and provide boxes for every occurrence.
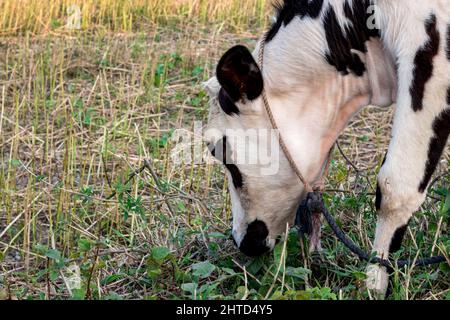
[203,0,450,296]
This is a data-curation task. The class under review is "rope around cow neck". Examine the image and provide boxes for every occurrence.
[299,192,447,268]
[257,36,447,268]
[258,34,317,193]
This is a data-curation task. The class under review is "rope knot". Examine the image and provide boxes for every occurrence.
[295,191,325,238]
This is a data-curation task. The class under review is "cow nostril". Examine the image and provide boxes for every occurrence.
[238,220,270,257]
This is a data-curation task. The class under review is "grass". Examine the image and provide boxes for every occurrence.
[0,0,269,36]
[0,0,449,300]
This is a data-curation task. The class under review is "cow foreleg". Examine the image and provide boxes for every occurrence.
[365,9,450,296]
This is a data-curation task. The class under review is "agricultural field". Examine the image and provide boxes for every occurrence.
[0,0,449,300]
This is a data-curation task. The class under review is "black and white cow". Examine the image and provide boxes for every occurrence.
[204,0,450,295]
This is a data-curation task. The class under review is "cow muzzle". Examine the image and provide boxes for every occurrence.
[234,219,275,257]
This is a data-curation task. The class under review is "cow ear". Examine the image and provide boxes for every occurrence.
[216,45,263,102]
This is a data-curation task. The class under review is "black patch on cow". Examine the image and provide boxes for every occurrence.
[375,153,388,211]
[375,184,382,211]
[389,223,409,253]
[323,6,366,76]
[239,220,270,257]
[447,87,450,105]
[225,164,244,189]
[266,0,324,42]
[410,14,440,112]
[218,88,240,115]
[447,24,450,60]
[266,1,378,75]
[419,108,450,193]
[210,137,244,189]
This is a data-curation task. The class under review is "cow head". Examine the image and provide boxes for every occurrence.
[203,45,335,256]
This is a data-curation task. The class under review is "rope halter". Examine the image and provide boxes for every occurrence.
[257,35,325,193]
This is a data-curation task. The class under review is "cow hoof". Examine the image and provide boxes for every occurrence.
[365,264,388,299]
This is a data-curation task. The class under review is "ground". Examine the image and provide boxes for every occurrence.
[0,0,449,300]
